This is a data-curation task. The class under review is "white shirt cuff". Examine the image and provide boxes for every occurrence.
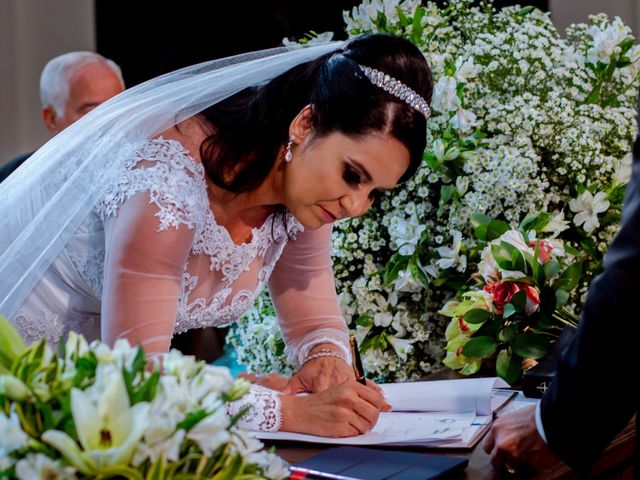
[535,401,548,444]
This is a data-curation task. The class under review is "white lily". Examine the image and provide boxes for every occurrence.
[387,336,416,362]
[433,138,445,161]
[540,212,570,238]
[186,408,230,456]
[435,231,467,272]
[569,190,610,233]
[449,107,478,133]
[15,453,76,480]
[393,268,425,293]
[42,368,149,475]
[431,76,460,113]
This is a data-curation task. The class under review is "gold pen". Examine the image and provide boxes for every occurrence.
[349,335,367,385]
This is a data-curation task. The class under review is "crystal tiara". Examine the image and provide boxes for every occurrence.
[358,65,431,119]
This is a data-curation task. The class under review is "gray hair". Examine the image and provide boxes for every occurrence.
[39,51,124,116]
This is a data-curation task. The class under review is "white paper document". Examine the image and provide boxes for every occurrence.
[254,377,511,448]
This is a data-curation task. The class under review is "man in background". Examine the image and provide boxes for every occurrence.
[0,51,124,182]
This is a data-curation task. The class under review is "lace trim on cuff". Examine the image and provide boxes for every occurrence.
[296,336,351,368]
[226,384,282,432]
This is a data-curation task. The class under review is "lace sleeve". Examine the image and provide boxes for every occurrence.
[100,140,205,352]
[227,384,282,432]
[268,223,350,367]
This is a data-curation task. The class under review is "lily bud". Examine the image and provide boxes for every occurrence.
[0,375,29,401]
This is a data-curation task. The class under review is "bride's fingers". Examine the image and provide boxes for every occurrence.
[365,378,383,393]
[356,382,392,411]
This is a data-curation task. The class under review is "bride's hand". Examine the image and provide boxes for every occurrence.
[238,372,289,391]
[283,357,352,394]
[283,344,355,394]
[280,379,392,437]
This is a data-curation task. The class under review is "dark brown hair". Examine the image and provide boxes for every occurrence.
[199,34,433,194]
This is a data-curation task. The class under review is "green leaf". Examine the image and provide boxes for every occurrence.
[274,339,285,356]
[476,317,504,337]
[510,290,527,312]
[397,6,410,27]
[491,242,514,270]
[463,309,492,324]
[409,256,430,287]
[437,184,456,216]
[411,6,426,45]
[517,5,535,15]
[499,324,517,342]
[503,303,517,319]
[554,262,583,292]
[423,151,439,169]
[177,409,209,431]
[471,214,492,241]
[486,220,510,241]
[580,238,598,259]
[543,258,561,278]
[555,288,570,307]
[513,333,550,359]
[0,316,27,372]
[496,349,522,385]
[132,371,160,404]
[145,456,165,480]
[227,405,252,429]
[94,466,144,480]
[619,37,635,53]
[532,312,554,330]
[381,253,409,286]
[462,336,497,359]
[212,454,244,480]
[471,213,492,229]
[519,212,551,234]
[511,248,526,273]
[131,347,146,375]
[355,315,372,327]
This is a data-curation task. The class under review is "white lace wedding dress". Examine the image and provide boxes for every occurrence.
[9,137,350,432]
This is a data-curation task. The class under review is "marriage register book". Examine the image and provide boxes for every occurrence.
[254,377,511,449]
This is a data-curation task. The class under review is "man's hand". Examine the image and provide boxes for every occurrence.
[483,405,562,473]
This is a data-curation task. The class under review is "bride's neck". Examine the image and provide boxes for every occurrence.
[164,117,286,227]
[207,162,285,227]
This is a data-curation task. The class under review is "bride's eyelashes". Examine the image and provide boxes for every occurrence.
[342,164,363,187]
[342,163,383,202]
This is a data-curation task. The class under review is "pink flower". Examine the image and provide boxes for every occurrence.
[483,281,540,316]
[523,285,540,316]
[458,317,470,333]
[529,239,553,263]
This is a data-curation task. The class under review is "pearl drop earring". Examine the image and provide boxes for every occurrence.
[285,135,295,162]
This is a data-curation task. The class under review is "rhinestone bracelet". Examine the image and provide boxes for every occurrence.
[302,349,347,366]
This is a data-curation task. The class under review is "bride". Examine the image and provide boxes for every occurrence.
[0,34,432,437]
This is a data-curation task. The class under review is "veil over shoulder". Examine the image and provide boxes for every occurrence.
[0,42,344,319]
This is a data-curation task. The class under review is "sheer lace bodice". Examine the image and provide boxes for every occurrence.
[98,138,303,340]
[10,138,350,432]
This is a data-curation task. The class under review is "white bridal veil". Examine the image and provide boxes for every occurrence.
[0,42,344,318]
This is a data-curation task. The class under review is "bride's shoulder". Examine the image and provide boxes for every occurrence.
[153,117,209,163]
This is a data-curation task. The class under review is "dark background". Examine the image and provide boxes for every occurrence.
[96,0,549,87]
[95,0,548,360]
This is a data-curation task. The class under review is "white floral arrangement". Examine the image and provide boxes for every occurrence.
[0,317,288,480]
[231,0,640,382]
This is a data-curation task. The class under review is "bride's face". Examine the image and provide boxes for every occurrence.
[282,130,410,230]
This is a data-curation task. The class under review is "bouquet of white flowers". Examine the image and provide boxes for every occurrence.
[231,0,640,382]
[0,317,288,480]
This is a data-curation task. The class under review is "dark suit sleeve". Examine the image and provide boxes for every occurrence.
[0,152,32,183]
[540,134,640,475]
